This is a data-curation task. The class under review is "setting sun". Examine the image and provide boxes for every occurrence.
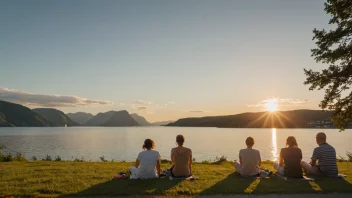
[266,99,278,112]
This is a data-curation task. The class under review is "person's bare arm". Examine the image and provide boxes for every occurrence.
[279,156,284,167]
[311,148,318,166]
[239,150,243,164]
[279,150,284,167]
[258,151,262,167]
[171,148,175,165]
[135,159,140,168]
[156,159,161,176]
[310,159,317,166]
[189,149,193,175]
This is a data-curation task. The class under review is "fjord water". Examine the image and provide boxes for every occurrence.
[0,127,351,162]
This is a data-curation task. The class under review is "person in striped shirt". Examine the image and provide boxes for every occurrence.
[301,132,338,177]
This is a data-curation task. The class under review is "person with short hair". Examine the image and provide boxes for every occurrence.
[170,134,192,177]
[129,139,161,179]
[301,132,338,177]
[274,136,303,178]
[234,136,262,177]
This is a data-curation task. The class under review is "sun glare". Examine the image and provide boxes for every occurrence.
[266,99,278,112]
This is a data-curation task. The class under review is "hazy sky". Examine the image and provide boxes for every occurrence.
[0,0,332,122]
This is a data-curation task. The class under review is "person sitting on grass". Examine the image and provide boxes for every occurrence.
[129,138,161,179]
[234,136,262,177]
[170,134,192,177]
[300,132,338,177]
[274,136,303,178]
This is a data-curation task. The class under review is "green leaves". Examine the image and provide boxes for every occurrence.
[305,0,352,131]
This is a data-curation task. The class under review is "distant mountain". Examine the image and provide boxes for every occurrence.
[151,120,174,126]
[0,112,12,126]
[85,110,140,126]
[130,113,150,126]
[104,111,140,126]
[67,112,93,125]
[0,100,52,127]
[84,111,116,126]
[167,110,335,128]
[33,108,79,127]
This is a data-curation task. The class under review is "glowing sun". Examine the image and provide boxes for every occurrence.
[266,99,278,112]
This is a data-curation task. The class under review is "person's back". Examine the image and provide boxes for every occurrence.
[172,147,191,177]
[312,143,338,177]
[301,132,338,177]
[281,147,302,178]
[138,150,160,178]
[239,148,261,177]
[129,139,161,179]
[234,137,261,177]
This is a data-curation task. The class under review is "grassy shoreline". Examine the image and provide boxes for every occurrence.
[0,161,351,197]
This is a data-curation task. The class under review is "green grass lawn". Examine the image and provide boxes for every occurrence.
[0,161,351,197]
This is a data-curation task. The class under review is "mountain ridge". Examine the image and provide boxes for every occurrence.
[167,109,338,128]
[151,120,174,126]
[130,113,150,126]
[67,112,94,125]
[33,108,79,126]
[84,110,139,126]
[0,100,52,127]
[0,100,345,128]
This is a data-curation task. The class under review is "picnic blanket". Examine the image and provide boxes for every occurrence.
[336,174,347,178]
[238,169,272,179]
[277,174,315,181]
[161,169,199,180]
[168,175,199,181]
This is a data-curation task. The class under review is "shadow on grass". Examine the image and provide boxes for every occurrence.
[312,176,352,193]
[200,172,260,195]
[200,172,351,195]
[254,174,319,194]
[62,177,181,197]
[255,173,352,194]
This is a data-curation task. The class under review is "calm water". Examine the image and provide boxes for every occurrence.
[0,127,351,162]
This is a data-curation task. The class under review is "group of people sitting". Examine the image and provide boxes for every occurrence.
[129,134,192,179]
[236,132,338,178]
[128,132,338,179]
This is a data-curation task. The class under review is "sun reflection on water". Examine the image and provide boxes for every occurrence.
[271,128,278,161]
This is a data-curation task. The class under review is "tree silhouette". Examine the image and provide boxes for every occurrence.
[304,0,352,130]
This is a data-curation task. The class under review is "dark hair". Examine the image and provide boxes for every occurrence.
[142,139,155,150]
[316,132,327,140]
[176,134,185,146]
[286,136,298,147]
[245,136,255,146]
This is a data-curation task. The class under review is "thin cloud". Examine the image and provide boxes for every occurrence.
[132,100,175,111]
[189,110,205,113]
[132,100,153,105]
[164,101,176,107]
[0,88,113,107]
[136,106,147,110]
[155,104,166,109]
[131,100,153,110]
[247,98,311,108]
